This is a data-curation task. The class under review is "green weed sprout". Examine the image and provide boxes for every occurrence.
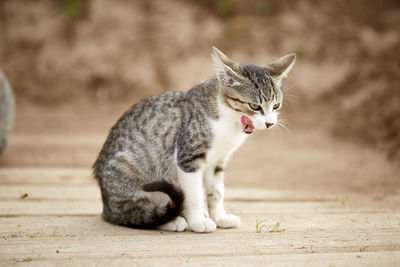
[256,219,285,233]
[256,218,268,233]
[336,195,349,208]
[270,222,285,233]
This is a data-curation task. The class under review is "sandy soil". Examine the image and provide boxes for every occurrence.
[1,0,399,160]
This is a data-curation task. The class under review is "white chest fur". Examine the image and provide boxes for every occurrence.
[206,99,249,166]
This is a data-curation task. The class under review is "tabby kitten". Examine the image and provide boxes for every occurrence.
[93,47,295,233]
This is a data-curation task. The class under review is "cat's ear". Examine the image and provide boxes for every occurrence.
[265,53,296,79]
[212,46,243,87]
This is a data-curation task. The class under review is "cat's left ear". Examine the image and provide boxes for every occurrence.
[265,53,296,80]
[211,46,244,87]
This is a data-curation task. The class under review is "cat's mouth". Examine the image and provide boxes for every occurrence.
[241,115,254,134]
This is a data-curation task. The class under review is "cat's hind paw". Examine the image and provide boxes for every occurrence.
[157,216,187,232]
[216,214,241,229]
[189,218,216,233]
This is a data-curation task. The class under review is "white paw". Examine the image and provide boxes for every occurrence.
[188,217,216,233]
[157,216,187,232]
[216,214,241,229]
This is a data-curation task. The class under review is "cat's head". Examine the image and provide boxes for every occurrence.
[212,46,295,134]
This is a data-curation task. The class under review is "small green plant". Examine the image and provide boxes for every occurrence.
[255,1,271,16]
[215,0,235,17]
[186,0,235,17]
[256,218,268,233]
[270,221,285,233]
[256,219,285,233]
[360,246,368,252]
[29,232,43,238]
[336,195,349,208]
[63,0,82,20]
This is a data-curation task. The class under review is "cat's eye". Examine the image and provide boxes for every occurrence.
[273,103,281,110]
[248,103,262,111]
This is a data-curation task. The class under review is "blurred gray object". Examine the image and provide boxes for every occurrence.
[0,71,15,155]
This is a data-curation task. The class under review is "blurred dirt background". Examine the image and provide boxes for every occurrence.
[0,0,399,163]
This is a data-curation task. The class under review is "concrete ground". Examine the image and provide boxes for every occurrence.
[0,104,399,266]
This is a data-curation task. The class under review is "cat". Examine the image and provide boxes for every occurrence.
[93,47,295,233]
[0,71,15,155]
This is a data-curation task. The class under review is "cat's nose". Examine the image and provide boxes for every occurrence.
[265,123,274,128]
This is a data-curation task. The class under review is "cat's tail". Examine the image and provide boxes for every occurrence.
[140,180,185,228]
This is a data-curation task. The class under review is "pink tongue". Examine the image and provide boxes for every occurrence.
[241,115,254,134]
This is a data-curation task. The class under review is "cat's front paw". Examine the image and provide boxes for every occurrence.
[188,218,216,233]
[215,214,241,229]
[157,216,187,232]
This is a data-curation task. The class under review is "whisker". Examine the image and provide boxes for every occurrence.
[281,85,293,93]
[272,123,281,135]
[278,119,292,127]
[283,94,300,100]
[283,94,300,105]
[274,123,283,135]
[277,120,291,136]
[277,116,292,125]
[278,125,286,136]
